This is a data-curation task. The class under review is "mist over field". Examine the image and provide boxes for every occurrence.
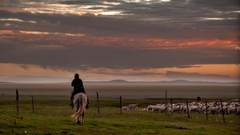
[0,81,239,99]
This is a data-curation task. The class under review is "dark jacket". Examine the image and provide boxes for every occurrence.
[71,78,85,94]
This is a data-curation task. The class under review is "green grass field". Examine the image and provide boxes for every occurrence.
[0,95,239,135]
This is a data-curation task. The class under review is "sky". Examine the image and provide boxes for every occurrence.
[0,0,239,83]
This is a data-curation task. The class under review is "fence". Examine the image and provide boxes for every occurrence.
[5,89,239,123]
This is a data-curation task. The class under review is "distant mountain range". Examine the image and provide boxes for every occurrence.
[0,82,15,84]
[86,79,239,85]
[0,80,239,85]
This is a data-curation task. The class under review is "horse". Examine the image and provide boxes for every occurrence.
[71,93,88,125]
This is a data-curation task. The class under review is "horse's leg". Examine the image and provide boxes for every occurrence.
[76,119,80,125]
[79,115,82,125]
[81,112,85,125]
[76,113,81,125]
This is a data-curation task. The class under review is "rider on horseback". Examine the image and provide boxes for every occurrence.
[70,73,89,109]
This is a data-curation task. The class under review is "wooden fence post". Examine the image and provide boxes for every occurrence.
[186,99,190,119]
[16,89,19,116]
[31,96,35,113]
[120,96,122,114]
[205,100,208,120]
[96,91,100,114]
[165,90,168,112]
[220,99,225,123]
[170,98,173,113]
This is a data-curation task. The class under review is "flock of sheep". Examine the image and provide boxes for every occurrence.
[122,100,240,115]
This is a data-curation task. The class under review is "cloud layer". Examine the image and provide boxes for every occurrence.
[0,0,239,82]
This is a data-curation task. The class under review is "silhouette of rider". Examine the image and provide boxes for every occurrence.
[70,73,89,108]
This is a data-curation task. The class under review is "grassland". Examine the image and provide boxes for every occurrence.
[0,95,239,135]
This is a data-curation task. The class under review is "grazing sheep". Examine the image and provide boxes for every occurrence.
[143,100,240,115]
[122,104,138,111]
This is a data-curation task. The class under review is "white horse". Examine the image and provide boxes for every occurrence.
[71,93,88,125]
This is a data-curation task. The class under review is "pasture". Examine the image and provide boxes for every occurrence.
[0,95,239,135]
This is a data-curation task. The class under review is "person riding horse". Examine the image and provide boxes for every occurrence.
[70,73,89,108]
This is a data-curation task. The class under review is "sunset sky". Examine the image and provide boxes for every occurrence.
[0,0,239,83]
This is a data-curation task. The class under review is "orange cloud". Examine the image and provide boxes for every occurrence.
[0,63,238,82]
[0,63,71,77]
[0,29,238,50]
